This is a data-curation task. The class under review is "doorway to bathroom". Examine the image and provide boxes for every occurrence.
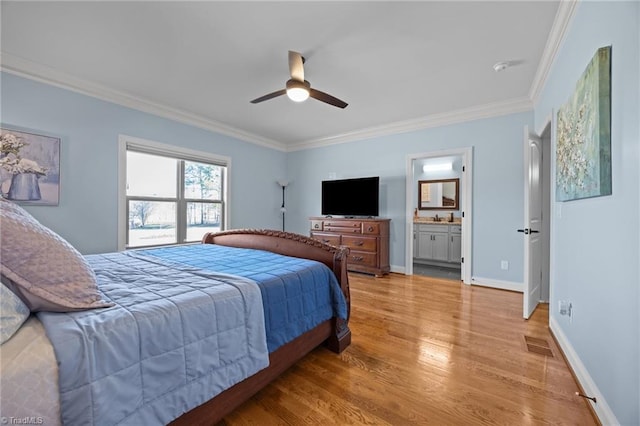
[405,147,473,283]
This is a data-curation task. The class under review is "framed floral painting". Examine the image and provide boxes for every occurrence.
[0,127,60,205]
[556,46,612,202]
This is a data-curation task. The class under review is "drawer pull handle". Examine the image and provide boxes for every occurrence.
[367,226,374,232]
[352,256,364,262]
[354,241,364,246]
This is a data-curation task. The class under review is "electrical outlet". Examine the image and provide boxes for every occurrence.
[559,300,566,314]
[559,300,573,317]
[500,260,509,270]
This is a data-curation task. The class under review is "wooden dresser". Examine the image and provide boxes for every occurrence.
[310,217,390,277]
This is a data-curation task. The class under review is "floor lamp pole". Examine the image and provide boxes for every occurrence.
[277,180,289,232]
[281,185,285,231]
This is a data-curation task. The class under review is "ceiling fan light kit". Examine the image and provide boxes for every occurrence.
[286,79,310,102]
[251,51,348,109]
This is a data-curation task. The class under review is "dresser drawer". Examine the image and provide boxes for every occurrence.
[311,232,341,246]
[324,226,361,234]
[362,222,380,235]
[347,251,377,268]
[323,220,361,229]
[342,235,377,252]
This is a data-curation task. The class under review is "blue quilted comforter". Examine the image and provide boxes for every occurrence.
[37,244,347,426]
[139,244,348,352]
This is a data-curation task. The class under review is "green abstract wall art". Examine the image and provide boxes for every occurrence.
[556,46,611,202]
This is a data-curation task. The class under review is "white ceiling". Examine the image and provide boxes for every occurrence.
[1,1,563,151]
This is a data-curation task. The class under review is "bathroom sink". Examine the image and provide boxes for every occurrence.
[413,218,455,224]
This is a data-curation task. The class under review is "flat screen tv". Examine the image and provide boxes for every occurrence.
[321,176,379,217]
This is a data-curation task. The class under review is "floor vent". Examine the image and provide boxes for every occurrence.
[524,336,554,357]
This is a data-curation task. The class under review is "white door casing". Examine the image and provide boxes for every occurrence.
[405,147,472,283]
[523,126,543,319]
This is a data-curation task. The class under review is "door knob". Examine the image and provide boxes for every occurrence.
[517,228,540,235]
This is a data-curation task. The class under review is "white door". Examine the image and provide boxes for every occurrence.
[522,126,543,319]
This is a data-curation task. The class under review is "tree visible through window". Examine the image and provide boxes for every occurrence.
[130,200,154,227]
[125,150,226,248]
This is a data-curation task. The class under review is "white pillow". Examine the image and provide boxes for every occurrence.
[0,199,113,312]
[0,282,30,344]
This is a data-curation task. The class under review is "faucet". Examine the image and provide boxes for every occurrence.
[434,214,439,222]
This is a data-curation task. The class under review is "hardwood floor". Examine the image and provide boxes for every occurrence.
[220,273,596,425]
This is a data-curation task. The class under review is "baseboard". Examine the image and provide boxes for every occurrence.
[390,264,405,274]
[549,315,618,425]
[470,276,523,293]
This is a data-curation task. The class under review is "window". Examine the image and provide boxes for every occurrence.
[119,136,229,249]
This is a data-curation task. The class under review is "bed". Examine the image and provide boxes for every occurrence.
[173,230,352,425]
[0,198,351,425]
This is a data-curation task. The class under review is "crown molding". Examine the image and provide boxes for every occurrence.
[0,52,287,152]
[2,51,537,154]
[287,96,533,152]
[529,0,579,105]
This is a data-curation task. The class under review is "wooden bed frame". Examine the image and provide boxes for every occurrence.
[171,229,352,425]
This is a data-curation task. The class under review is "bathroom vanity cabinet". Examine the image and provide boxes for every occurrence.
[414,223,461,266]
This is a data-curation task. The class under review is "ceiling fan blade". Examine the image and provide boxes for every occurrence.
[309,89,348,109]
[288,51,304,82]
[250,89,286,104]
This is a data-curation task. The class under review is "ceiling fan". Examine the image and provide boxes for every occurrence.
[250,51,348,109]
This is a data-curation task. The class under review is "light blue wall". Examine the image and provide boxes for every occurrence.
[1,72,287,254]
[286,111,533,283]
[534,1,639,424]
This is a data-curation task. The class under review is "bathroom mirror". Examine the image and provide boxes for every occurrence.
[418,178,459,210]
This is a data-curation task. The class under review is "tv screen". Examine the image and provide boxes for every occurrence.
[321,176,379,217]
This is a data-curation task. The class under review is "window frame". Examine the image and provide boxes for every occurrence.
[118,135,231,251]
